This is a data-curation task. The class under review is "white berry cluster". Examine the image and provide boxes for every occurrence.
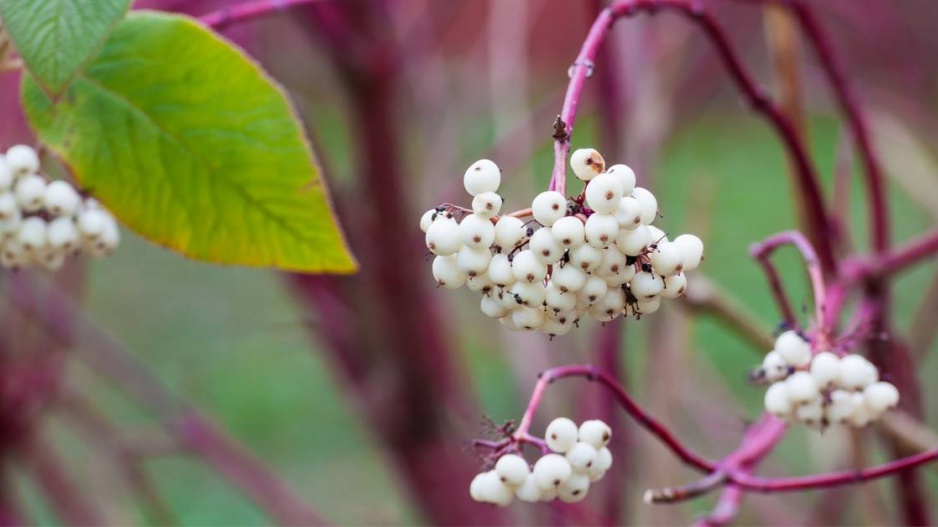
[0,145,120,271]
[470,418,613,506]
[421,148,704,336]
[759,330,899,428]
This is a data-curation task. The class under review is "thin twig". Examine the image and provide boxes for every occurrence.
[514,365,715,473]
[200,0,331,30]
[750,231,829,345]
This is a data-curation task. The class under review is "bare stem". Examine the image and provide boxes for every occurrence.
[200,0,331,30]
[513,364,715,473]
[750,231,830,345]
[729,447,938,493]
[549,0,836,273]
[844,226,938,282]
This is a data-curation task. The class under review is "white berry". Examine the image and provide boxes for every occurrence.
[557,473,590,503]
[511,250,548,284]
[863,382,899,413]
[659,273,687,299]
[529,227,563,264]
[785,371,819,404]
[455,246,492,277]
[672,234,704,271]
[630,187,658,225]
[615,224,651,256]
[585,173,624,214]
[494,216,526,249]
[459,213,495,249]
[764,382,792,417]
[5,145,40,177]
[14,174,46,212]
[837,354,878,390]
[471,192,502,218]
[532,453,572,490]
[495,454,530,487]
[551,265,587,293]
[584,213,619,248]
[578,419,612,449]
[514,474,544,502]
[487,253,515,286]
[570,148,605,181]
[47,217,80,251]
[432,255,466,289]
[774,330,811,367]
[424,214,462,255]
[761,351,788,382]
[810,351,840,388]
[531,191,567,226]
[630,272,663,299]
[44,180,81,217]
[551,216,585,249]
[649,242,684,276]
[545,417,579,453]
[463,159,500,196]
[605,164,636,195]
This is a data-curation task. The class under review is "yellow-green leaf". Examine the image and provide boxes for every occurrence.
[22,11,356,273]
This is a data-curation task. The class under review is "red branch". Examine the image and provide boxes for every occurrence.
[514,365,716,473]
[200,0,329,30]
[729,447,938,493]
[549,0,836,273]
[750,231,830,345]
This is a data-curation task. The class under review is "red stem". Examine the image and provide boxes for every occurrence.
[843,227,938,282]
[515,365,715,473]
[549,0,836,274]
[750,231,830,346]
[732,0,891,254]
[199,0,329,30]
[729,447,938,493]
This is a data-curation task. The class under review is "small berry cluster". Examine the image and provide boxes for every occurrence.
[758,331,899,428]
[470,418,613,506]
[421,148,704,336]
[0,145,120,271]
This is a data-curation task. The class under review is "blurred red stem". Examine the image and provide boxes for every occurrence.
[23,435,106,525]
[734,0,890,254]
[843,227,938,282]
[7,277,328,526]
[200,0,330,30]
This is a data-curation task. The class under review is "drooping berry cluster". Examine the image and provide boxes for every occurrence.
[421,148,704,336]
[0,145,120,271]
[758,330,899,428]
[470,418,613,506]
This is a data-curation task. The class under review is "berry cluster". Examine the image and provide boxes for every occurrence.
[421,148,704,336]
[758,331,899,428]
[470,418,613,506]
[0,145,120,271]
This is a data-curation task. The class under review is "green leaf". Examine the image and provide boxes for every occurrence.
[22,11,357,273]
[0,0,131,95]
